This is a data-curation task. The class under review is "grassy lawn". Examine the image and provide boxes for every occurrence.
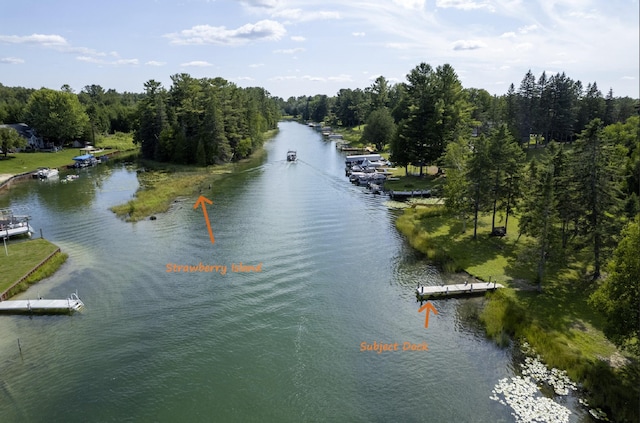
[396,206,639,421]
[0,149,80,175]
[0,132,139,176]
[0,238,66,296]
[384,166,444,192]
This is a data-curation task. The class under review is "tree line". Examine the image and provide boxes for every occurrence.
[0,75,281,165]
[134,74,279,165]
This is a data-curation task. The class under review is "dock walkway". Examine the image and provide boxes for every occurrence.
[416,282,503,300]
[0,292,84,315]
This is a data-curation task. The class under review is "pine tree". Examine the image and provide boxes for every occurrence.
[571,118,626,278]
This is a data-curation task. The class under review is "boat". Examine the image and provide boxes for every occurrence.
[34,168,59,179]
[0,209,33,239]
[287,150,297,162]
[72,154,99,168]
[61,174,79,183]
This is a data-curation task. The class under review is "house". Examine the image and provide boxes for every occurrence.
[0,123,44,150]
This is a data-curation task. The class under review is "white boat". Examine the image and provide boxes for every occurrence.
[287,150,297,162]
[35,168,59,179]
[0,221,33,238]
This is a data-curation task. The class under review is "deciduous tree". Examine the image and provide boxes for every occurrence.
[25,88,89,144]
[590,215,640,355]
[0,126,26,157]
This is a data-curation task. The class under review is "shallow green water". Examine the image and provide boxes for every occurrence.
[0,122,589,422]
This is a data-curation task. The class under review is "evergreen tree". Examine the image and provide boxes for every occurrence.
[443,136,472,232]
[518,151,558,290]
[571,118,626,278]
[486,124,525,234]
[134,80,168,160]
[467,135,493,239]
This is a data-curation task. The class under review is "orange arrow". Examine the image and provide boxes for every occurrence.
[194,195,215,244]
[418,302,438,329]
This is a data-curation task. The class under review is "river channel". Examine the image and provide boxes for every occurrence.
[0,122,590,422]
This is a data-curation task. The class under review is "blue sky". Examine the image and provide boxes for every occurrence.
[1,0,638,99]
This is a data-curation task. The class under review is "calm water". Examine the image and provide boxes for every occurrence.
[0,122,588,422]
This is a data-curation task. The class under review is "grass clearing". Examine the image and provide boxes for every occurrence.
[0,238,67,297]
[0,132,139,176]
[95,132,138,151]
[0,149,80,175]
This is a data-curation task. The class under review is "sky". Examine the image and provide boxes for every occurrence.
[0,0,638,100]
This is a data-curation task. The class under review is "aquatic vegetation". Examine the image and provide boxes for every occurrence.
[490,376,571,423]
[490,342,577,422]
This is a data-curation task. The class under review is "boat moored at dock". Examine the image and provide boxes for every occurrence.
[0,208,33,239]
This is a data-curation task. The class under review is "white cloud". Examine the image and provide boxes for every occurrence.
[328,74,353,82]
[518,24,538,34]
[180,61,213,67]
[77,56,138,66]
[452,39,487,50]
[165,20,286,46]
[236,76,255,81]
[500,32,516,38]
[249,63,265,68]
[352,32,366,37]
[393,0,425,10]
[302,75,325,82]
[291,35,306,42]
[240,0,279,9]
[435,0,494,11]
[1,57,24,64]
[274,47,305,54]
[270,75,298,81]
[621,76,636,80]
[0,33,68,46]
[114,59,139,65]
[271,8,340,22]
[145,61,166,66]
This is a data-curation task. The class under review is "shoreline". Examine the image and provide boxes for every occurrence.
[110,131,275,222]
[394,204,638,422]
[0,238,68,300]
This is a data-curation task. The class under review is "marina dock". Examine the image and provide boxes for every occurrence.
[0,292,84,315]
[416,281,503,300]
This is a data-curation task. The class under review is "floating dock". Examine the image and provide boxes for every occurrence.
[389,190,432,200]
[0,292,84,315]
[416,282,503,300]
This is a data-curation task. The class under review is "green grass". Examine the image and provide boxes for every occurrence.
[0,238,66,296]
[0,132,139,176]
[111,147,268,222]
[0,149,80,175]
[396,206,639,421]
[95,132,138,151]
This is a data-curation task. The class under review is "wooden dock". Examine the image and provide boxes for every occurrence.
[0,292,84,315]
[416,282,503,300]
